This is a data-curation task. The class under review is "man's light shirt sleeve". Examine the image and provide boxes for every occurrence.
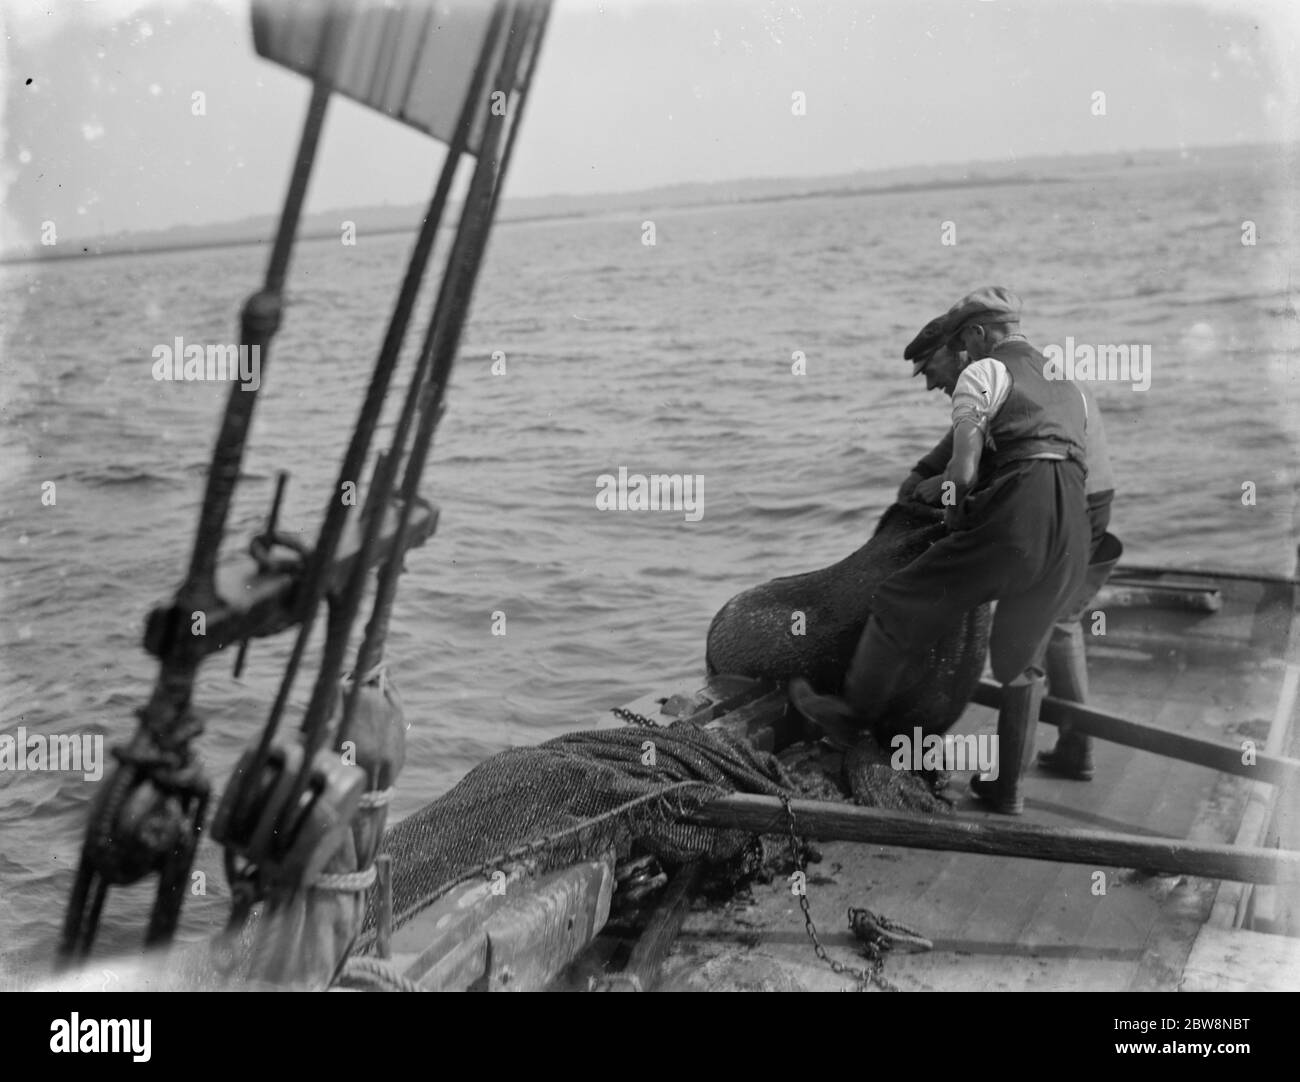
[951,357,1011,436]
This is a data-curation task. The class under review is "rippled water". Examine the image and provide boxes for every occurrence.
[2,155,1298,972]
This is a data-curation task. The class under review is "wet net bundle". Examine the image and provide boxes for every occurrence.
[356,501,989,953]
[705,500,992,735]
[356,721,795,949]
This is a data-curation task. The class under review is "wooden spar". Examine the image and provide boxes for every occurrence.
[681,794,1300,884]
[972,679,1300,787]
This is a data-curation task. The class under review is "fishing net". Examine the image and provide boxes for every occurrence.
[705,499,992,736]
[355,721,795,949]
[355,500,987,953]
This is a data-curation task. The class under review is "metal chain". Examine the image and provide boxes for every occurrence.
[848,907,933,953]
[608,709,911,991]
[780,794,902,993]
[610,707,660,728]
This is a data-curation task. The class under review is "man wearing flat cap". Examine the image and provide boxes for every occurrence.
[896,307,1123,784]
[895,315,959,505]
[793,287,1096,814]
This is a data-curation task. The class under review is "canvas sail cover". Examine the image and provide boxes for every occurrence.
[251,0,513,154]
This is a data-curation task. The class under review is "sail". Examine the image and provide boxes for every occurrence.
[251,0,512,153]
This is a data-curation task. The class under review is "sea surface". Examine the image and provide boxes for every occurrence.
[2,155,1298,976]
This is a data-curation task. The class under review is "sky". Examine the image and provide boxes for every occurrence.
[1,0,1297,250]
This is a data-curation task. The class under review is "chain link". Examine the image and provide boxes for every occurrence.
[781,794,903,993]
[848,907,932,953]
[610,707,660,728]
[609,707,915,991]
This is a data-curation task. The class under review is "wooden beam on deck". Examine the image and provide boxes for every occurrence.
[973,679,1300,787]
[682,794,1300,885]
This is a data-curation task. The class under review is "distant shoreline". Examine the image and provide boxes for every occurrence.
[1,141,1283,268]
[0,174,1072,267]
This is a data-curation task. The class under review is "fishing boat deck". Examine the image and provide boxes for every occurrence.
[314,564,1298,993]
[614,567,1300,992]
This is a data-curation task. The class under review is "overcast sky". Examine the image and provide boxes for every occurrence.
[1,0,1297,249]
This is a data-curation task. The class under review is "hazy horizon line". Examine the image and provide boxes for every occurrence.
[3,134,1292,265]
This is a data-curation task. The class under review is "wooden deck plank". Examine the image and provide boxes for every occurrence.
[956,771,1174,989]
[1021,757,1214,994]
[1127,763,1255,990]
[786,679,1160,990]
[876,845,984,946]
[898,665,1250,991]
[1052,669,1268,990]
[780,677,1177,990]
[915,665,1171,991]
[853,654,1271,991]
[800,658,1216,991]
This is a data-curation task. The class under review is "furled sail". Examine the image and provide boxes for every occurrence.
[251,0,517,153]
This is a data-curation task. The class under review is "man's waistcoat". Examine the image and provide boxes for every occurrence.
[986,339,1088,472]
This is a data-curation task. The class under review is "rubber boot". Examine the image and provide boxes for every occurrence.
[969,673,1044,815]
[1034,531,1121,780]
[1037,621,1095,780]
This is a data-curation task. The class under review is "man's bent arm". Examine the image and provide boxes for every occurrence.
[944,421,984,516]
[941,357,1006,521]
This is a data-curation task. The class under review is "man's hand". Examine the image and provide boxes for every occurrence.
[912,475,948,505]
[897,471,924,501]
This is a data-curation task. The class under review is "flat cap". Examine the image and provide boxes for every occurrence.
[943,286,1022,342]
[904,314,948,376]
